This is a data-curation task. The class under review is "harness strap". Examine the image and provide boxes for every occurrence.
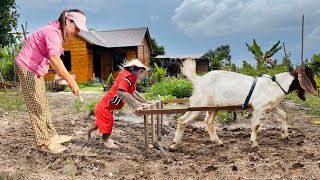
[271,76,288,95]
[242,78,257,110]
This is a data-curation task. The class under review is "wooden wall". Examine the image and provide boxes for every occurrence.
[196,60,208,74]
[137,35,150,67]
[45,33,151,82]
[157,58,209,75]
[44,36,93,82]
[100,48,112,81]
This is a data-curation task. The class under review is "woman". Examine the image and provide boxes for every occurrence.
[15,9,88,153]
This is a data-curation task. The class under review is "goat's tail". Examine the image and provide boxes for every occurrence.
[181,58,199,82]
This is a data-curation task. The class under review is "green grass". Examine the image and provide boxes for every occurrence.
[285,93,320,116]
[64,82,104,92]
[0,89,25,111]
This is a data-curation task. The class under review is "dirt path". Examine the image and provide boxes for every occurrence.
[0,92,319,179]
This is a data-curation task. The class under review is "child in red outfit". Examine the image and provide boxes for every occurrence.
[87,59,150,148]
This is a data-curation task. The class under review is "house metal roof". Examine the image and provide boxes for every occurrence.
[155,54,204,59]
[78,27,149,48]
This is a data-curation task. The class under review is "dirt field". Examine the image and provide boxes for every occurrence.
[0,91,319,180]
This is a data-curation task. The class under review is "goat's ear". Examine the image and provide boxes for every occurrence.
[298,72,318,96]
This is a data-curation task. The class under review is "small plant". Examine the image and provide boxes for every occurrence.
[73,98,83,112]
[86,100,98,116]
[152,63,167,83]
[67,158,76,180]
[114,104,126,116]
[103,73,115,91]
[217,111,237,124]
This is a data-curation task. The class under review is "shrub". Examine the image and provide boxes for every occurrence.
[152,63,167,83]
[145,77,192,99]
[0,44,22,81]
[102,73,115,91]
[136,75,149,93]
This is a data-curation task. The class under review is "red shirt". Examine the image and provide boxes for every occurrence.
[98,69,137,110]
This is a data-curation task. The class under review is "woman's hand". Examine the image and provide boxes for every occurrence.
[69,80,80,96]
[50,55,80,95]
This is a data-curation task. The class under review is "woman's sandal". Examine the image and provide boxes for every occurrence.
[54,135,73,144]
[41,142,66,154]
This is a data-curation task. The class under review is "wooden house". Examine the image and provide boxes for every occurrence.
[155,54,208,77]
[45,27,152,82]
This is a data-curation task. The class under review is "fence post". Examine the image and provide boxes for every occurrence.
[144,108,149,158]
[150,104,156,145]
[156,101,161,140]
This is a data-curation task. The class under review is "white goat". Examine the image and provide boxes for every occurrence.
[169,59,317,151]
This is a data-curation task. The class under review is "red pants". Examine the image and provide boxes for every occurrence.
[94,104,114,134]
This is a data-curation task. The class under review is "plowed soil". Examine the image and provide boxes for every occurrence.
[0,92,319,179]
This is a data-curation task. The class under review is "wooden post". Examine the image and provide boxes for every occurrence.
[144,109,149,158]
[150,104,156,145]
[301,14,304,66]
[156,101,161,140]
[160,100,164,135]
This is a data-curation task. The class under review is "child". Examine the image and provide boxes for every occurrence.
[87,59,150,148]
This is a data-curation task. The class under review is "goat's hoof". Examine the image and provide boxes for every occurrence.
[282,134,289,139]
[168,142,181,152]
[250,140,259,147]
[214,140,223,146]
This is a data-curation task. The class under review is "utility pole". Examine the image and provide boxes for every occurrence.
[301,14,304,66]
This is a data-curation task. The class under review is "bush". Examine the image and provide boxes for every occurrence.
[136,75,149,93]
[0,44,22,81]
[145,77,192,99]
[152,63,167,83]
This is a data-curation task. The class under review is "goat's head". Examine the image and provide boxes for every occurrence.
[288,66,317,101]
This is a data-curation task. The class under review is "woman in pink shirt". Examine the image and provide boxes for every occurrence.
[15,9,88,153]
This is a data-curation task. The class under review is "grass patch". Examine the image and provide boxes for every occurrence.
[0,89,25,111]
[64,82,103,92]
[285,93,320,116]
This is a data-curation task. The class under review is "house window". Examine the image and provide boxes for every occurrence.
[60,51,71,71]
[113,53,126,71]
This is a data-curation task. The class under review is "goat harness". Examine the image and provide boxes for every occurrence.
[270,75,288,95]
[242,78,257,110]
[242,75,288,110]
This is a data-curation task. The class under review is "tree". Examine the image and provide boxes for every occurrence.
[215,45,232,67]
[280,52,293,71]
[202,45,232,71]
[202,49,216,70]
[238,60,259,77]
[0,0,20,46]
[245,39,282,74]
[309,53,320,77]
[150,37,165,67]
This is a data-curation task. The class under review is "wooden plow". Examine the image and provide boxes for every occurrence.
[136,99,251,158]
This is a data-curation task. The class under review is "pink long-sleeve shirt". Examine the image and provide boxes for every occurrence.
[15,20,64,77]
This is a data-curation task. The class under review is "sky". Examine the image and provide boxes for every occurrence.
[16,0,320,67]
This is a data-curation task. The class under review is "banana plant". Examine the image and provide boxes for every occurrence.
[246,39,282,74]
[152,63,167,83]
